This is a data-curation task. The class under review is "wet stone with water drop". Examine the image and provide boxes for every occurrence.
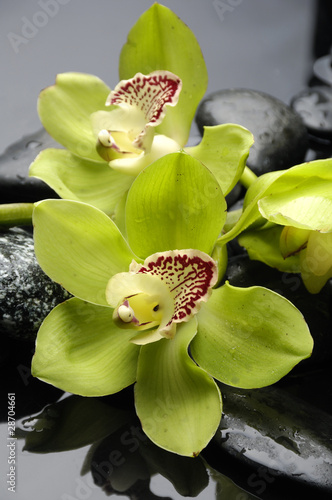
[291,86,332,141]
[0,128,58,203]
[0,227,70,341]
[203,383,332,498]
[195,88,309,175]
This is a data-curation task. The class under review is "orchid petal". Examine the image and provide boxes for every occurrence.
[38,72,110,161]
[303,231,332,276]
[109,134,181,176]
[238,226,302,273]
[132,250,218,326]
[107,71,182,133]
[185,124,254,195]
[300,256,332,294]
[279,226,311,259]
[33,199,138,305]
[106,271,174,343]
[220,159,332,245]
[29,148,133,216]
[119,4,208,146]
[91,108,146,138]
[106,250,217,344]
[126,152,226,257]
[32,298,139,396]
[135,318,222,456]
[300,231,332,293]
[258,177,332,232]
[191,282,313,389]
[91,109,148,159]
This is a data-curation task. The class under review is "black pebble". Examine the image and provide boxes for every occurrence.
[291,86,332,140]
[196,88,309,175]
[0,227,70,341]
[0,128,58,203]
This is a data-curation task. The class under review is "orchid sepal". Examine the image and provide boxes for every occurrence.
[119,3,208,147]
[37,72,110,161]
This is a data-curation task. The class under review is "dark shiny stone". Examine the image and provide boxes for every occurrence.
[291,86,332,139]
[195,89,309,175]
[203,383,332,498]
[0,227,70,341]
[0,128,58,203]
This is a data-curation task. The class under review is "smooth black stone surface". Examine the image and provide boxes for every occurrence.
[0,227,70,341]
[195,89,309,175]
[0,128,58,203]
[224,254,332,367]
[205,384,332,498]
[291,86,332,139]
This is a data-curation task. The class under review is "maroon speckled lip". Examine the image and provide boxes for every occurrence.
[108,71,182,125]
[136,250,217,325]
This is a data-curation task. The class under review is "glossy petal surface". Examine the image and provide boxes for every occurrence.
[300,231,332,293]
[185,124,254,195]
[191,282,313,388]
[126,152,226,257]
[238,226,301,273]
[38,72,110,161]
[258,178,332,232]
[32,298,139,396]
[29,148,133,215]
[33,199,138,305]
[119,4,208,146]
[220,159,332,244]
[135,318,222,456]
[132,250,218,324]
[107,71,182,131]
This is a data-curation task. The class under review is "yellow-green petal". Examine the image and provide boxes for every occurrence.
[119,4,208,147]
[38,72,110,161]
[258,177,332,232]
[32,298,140,396]
[191,282,313,389]
[126,152,226,257]
[185,124,254,195]
[300,231,332,293]
[29,148,134,216]
[238,225,302,273]
[33,199,138,305]
[135,318,222,456]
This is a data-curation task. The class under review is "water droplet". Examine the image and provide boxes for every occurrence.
[26,140,42,150]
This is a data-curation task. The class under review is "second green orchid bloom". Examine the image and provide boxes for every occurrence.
[230,158,332,293]
[29,3,254,219]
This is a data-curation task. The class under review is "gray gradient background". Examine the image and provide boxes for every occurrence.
[0,0,315,154]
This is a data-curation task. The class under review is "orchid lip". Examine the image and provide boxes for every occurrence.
[106,249,218,345]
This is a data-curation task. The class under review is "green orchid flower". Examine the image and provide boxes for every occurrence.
[228,158,332,293]
[28,3,253,218]
[31,152,313,457]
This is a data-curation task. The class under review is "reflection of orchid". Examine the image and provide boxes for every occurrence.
[29,3,254,219]
[31,152,313,456]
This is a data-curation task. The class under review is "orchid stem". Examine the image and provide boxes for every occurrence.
[240,166,257,189]
[0,203,34,227]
